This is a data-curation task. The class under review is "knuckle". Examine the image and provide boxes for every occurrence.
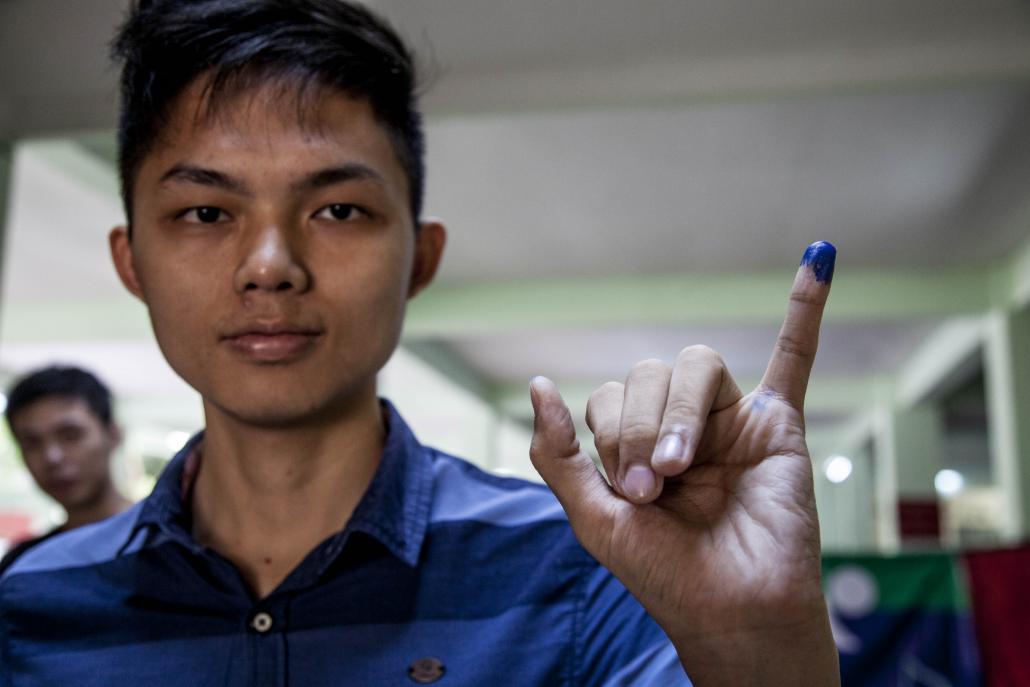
[678,344,722,367]
[589,381,623,404]
[619,419,659,450]
[626,358,667,372]
[789,291,823,308]
[663,397,703,422]
[776,334,816,361]
[593,430,620,457]
[586,382,623,430]
[529,436,546,462]
[629,358,669,378]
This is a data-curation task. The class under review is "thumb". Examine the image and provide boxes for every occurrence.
[529,376,613,531]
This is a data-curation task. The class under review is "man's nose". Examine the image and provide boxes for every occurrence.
[42,442,66,467]
[233,222,311,295]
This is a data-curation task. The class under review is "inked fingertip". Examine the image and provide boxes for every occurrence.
[800,241,837,284]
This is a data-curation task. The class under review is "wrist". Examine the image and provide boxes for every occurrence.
[668,607,840,687]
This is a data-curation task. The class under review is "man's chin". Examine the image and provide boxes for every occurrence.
[219,404,329,429]
[204,389,375,430]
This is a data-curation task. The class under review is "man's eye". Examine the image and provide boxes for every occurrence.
[56,426,85,443]
[182,207,226,223]
[315,204,364,221]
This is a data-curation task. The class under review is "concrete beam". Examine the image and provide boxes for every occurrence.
[425,39,1030,118]
[401,340,493,401]
[997,229,1030,311]
[25,139,121,201]
[405,268,992,337]
[894,317,985,408]
[0,298,152,345]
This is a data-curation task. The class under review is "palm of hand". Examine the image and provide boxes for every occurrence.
[596,392,824,640]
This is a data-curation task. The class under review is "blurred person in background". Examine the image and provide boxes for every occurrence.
[0,366,131,575]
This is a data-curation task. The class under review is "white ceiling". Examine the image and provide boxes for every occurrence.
[1,0,1029,438]
[4,0,1030,128]
[429,87,1027,281]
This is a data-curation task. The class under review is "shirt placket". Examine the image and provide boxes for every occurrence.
[246,593,290,687]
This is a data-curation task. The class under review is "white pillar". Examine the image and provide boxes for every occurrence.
[984,306,1030,540]
[871,403,943,551]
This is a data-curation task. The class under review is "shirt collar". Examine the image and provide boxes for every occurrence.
[132,400,433,567]
[343,401,433,567]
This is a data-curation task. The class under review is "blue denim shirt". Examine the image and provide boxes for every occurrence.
[1,402,689,686]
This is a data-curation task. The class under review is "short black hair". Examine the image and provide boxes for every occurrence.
[5,366,115,428]
[111,0,425,228]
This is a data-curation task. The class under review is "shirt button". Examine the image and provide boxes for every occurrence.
[250,612,274,633]
[408,657,445,684]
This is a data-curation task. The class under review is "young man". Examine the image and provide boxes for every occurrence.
[0,1,839,685]
[0,366,131,576]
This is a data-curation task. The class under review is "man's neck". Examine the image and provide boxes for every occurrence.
[64,486,132,531]
[191,392,386,600]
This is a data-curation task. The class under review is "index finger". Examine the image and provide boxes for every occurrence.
[759,241,836,409]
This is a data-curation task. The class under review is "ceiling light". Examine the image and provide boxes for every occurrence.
[934,469,964,497]
[824,455,853,484]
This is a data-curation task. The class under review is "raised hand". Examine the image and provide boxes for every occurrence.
[529,242,840,686]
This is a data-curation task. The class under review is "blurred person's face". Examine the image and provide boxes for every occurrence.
[110,80,444,427]
[9,397,120,511]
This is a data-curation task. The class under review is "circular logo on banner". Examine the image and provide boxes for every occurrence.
[826,565,879,618]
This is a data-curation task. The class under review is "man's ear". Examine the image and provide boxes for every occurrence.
[109,226,145,301]
[105,422,123,448]
[408,219,446,299]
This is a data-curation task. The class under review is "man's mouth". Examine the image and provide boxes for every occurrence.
[221,327,323,363]
[46,476,80,494]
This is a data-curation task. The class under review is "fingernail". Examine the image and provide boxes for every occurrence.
[528,376,550,409]
[623,465,656,501]
[800,241,837,284]
[529,375,551,392]
[653,433,684,468]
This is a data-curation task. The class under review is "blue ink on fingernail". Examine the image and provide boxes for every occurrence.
[800,241,836,283]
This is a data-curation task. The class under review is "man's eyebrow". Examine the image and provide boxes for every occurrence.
[292,163,386,193]
[158,164,251,195]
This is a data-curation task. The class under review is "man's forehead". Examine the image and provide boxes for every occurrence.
[157,74,381,151]
[11,397,100,431]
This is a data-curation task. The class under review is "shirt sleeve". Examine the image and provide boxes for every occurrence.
[0,580,12,687]
[0,537,43,579]
[575,560,693,687]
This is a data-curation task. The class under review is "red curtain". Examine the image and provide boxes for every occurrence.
[965,545,1030,687]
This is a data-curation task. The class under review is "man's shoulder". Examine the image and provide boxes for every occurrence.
[0,502,145,583]
[426,449,569,530]
[0,530,55,576]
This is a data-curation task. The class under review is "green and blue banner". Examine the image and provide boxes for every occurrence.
[823,553,981,686]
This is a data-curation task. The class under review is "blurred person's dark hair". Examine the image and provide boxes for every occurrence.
[5,366,114,428]
[110,0,425,231]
